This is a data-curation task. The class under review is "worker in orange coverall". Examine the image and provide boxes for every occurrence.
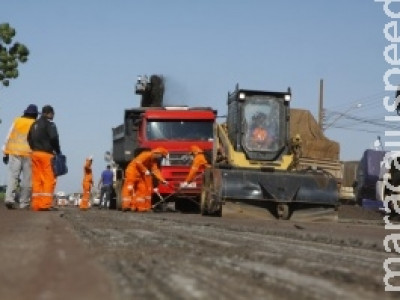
[80,156,93,210]
[181,145,210,188]
[27,105,62,211]
[121,147,169,212]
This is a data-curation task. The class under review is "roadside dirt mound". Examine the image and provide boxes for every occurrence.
[290,108,339,160]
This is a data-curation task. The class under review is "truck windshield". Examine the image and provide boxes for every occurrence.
[146,121,214,141]
[242,96,285,152]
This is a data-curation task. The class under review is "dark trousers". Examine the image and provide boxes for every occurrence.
[100,184,112,208]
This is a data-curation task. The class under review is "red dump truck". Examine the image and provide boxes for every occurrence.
[111,75,216,211]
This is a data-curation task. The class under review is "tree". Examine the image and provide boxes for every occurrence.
[0,23,29,87]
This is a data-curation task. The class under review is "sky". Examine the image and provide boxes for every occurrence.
[0,0,394,193]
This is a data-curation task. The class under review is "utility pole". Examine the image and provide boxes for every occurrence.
[318,79,324,130]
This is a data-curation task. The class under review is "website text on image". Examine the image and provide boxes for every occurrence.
[376,0,400,292]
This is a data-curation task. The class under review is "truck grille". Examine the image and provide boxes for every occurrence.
[162,152,192,166]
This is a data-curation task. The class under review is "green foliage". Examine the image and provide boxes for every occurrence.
[0,23,29,87]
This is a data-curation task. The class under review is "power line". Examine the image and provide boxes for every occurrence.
[329,125,384,134]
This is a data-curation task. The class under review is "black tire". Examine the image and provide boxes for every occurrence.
[200,170,222,217]
[211,205,222,217]
[200,188,209,216]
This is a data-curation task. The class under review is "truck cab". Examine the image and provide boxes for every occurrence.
[226,87,291,163]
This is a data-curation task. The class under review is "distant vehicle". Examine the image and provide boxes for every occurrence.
[69,193,83,206]
[55,191,68,206]
[354,149,386,210]
[92,198,100,206]
[92,192,102,206]
[376,151,400,214]
[339,161,359,203]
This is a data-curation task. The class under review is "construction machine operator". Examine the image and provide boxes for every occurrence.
[248,112,271,149]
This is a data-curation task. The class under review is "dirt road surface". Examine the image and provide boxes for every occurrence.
[0,202,399,300]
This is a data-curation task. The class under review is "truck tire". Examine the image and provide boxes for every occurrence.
[115,179,123,210]
[200,170,222,217]
[213,206,222,217]
[200,188,209,216]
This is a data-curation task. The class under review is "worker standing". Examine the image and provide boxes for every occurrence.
[2,104,39,209]
[98,164,113,209]
[80,156,93,210]
[27,105,62,211]
[181,145,210,187]
[121,147,168,212]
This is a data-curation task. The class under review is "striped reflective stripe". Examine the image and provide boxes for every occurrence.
[32,193,54,197]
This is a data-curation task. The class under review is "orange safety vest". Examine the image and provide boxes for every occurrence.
[3,117,35,156]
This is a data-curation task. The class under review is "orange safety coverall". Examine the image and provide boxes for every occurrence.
[80,158,93,210]
[122,149,166,212]
[252,127,268,143]
[31,151,56,211]
[185,145,210,183]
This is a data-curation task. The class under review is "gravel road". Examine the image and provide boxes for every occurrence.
[1,202,399,300]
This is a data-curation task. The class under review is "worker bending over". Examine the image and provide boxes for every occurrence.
[122,147,168,212]
[80,156,93,210]
[181,145,210,187]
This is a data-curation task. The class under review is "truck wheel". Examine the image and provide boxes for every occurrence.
[200,172,222,217]
[211,205,222,217]
[200,169,213,216]
[200,188,209,216]
[276,203,291,220]
[115,180,123,210]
